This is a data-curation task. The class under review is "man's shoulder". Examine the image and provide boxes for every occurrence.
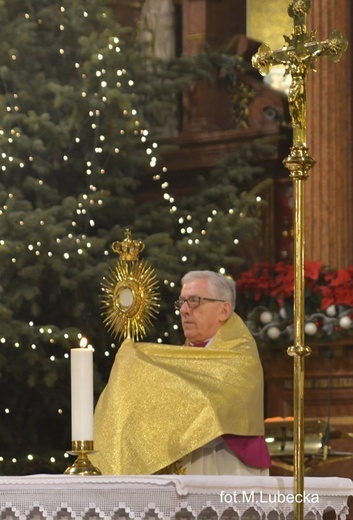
[223,312,253,338]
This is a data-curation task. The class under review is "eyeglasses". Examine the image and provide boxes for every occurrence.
[174,296,226,310]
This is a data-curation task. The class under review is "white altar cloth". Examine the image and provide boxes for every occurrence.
[0,475,352,520]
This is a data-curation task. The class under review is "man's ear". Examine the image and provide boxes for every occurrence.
[219,301,232,322]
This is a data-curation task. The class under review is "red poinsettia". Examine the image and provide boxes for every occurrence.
[236,262,274,302]
[270,261,294,306]
[237,260,353,311]
[319,267,353,309]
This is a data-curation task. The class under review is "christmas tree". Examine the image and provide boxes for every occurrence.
[0,0,276,474]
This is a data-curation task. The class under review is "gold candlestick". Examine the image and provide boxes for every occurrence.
[252,2,347,520]
[64,440,101,475]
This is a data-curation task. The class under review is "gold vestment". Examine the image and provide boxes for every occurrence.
[91,312,264,474]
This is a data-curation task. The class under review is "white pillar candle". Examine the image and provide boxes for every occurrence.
[70,343,94,441]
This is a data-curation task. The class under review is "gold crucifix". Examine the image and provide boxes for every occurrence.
[253,1,347,149]
[252,2,347,520]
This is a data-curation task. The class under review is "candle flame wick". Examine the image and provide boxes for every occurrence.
[79,337,88,348]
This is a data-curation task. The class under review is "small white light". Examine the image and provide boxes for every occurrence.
[340,316,352,329]
[260,311,272,324]
[267,326,280,340]
[305,322,318,335]
[326,304,336,317]
[279,307,287,319]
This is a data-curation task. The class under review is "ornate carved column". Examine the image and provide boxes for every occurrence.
[306,1,353,268]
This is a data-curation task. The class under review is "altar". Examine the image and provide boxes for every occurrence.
[0,475,352,520]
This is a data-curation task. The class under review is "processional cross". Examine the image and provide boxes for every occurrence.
[252,2,347,519]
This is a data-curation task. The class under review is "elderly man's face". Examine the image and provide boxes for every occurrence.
[179,277,231,344]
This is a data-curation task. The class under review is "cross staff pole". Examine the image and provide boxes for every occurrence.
[252,2,347,519]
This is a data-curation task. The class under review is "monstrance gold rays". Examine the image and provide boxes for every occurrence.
[101,229,160,341]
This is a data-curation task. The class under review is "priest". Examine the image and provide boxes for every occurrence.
[91,270,271,474]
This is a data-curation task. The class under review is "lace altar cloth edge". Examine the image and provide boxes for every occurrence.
[0,475,352,518]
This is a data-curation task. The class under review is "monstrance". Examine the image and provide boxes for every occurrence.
[101,228,160,341]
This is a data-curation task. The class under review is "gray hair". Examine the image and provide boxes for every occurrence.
[181,270,236,310]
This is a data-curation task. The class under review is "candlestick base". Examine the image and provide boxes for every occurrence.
[64,440,101,475]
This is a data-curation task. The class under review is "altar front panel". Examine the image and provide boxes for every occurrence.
[0,475,352,520]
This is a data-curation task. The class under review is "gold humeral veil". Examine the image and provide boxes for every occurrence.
[91,312,265,475]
